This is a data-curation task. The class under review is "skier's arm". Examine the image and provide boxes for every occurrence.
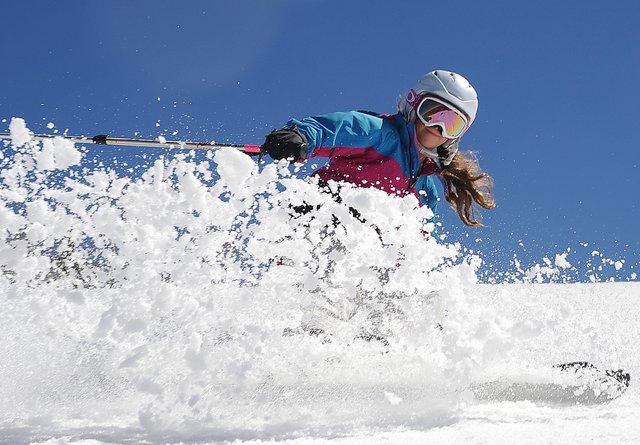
[261,112,384,161]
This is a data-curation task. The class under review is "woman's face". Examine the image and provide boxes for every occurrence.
[415,120,449,150]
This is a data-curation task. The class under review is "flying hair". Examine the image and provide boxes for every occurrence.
[439,150,495,227]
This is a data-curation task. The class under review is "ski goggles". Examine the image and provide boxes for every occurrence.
[416,96,469,139]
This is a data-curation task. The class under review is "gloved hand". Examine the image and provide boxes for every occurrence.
[260,128,309,161]
[437,138,459,167]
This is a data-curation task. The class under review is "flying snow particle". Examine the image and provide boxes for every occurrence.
[9,117,32,147]
[214,147,256,194]
[35,136,82,170]
[555,253,571,269]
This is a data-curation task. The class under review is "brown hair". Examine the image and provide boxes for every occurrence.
[440,150,495,227]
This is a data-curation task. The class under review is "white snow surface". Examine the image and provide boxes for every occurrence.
[1,121,639,444]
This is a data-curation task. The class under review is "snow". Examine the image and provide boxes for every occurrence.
[8,117,32,147]
[36,137,82,170]
[554,252,571,269]
[0,120,639,444]
[213,146,259,194]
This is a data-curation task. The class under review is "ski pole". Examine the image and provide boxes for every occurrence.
[0,132,262,156]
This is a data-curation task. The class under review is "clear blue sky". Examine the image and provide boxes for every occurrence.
[2,0,639,281]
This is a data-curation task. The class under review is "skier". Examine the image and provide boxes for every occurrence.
[260,69,495,228]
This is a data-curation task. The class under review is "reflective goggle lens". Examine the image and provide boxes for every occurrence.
[417,98,468,138]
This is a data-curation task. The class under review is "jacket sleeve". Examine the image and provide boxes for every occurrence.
[416,175,439,218]
[284,111,386,159]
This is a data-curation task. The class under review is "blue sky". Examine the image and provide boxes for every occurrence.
[2,0,639,281]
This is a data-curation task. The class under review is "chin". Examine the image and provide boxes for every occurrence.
[425,138,446,149]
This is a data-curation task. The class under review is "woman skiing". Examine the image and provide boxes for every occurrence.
[260,69,495,227]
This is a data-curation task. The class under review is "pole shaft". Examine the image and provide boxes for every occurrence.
[0,133,261,156]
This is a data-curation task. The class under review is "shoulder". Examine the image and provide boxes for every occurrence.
[312,110,405,129]
[312,110,385,131]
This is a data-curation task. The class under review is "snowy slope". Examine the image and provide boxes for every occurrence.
[1,120,639,444]
[1,283,638,445]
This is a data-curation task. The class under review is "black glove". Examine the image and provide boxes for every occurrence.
[260,128,309,161]
[437,138,459,167]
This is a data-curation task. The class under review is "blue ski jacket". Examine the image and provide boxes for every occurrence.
[285,111,441,217]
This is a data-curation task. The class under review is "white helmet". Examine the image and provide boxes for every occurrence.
[399,70,478,126]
